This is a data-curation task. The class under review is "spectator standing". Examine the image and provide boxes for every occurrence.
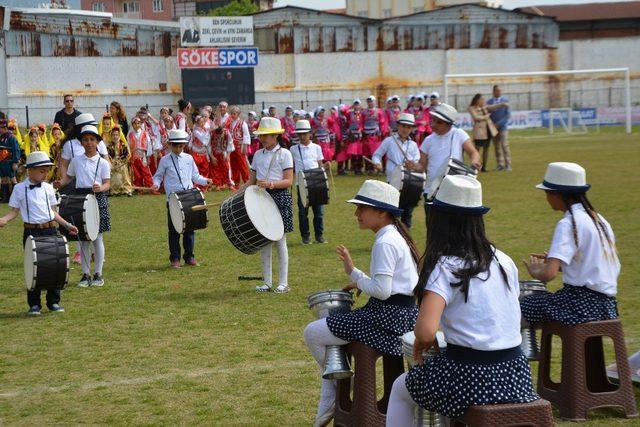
[109,101,129,137]
[487,85,512,171]
[468,94,499,172]
[54,94,81,139]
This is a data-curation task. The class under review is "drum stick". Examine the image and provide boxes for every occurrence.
[191,202,222,212]
[132,186,155,192]
[238,275,263,281]
[362,156,375,165]
[328,163,337,201]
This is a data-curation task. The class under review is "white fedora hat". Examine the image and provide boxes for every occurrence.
[430,103,458,124]
[25,151,54,168]
[347,179,403,217]
[433,175,489,215]
[254,117,284,135]
[294,119,312,134]
[396,113,415,126]
[168,128,189,144]
[75,113,96,127]
[79,124,102,141]
[536,162,590,193]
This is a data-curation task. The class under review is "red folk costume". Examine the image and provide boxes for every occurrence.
[405,105,432,144]
[247,119,260,161]
[190,125,213,190]
[361,106,387,157]
[345,110,363,156]
[225,116,250,186]
[280,115,296,149]
[311,114,336,161]
[175,112,190,135]
[385,106,402,134]
[209,115,234,189]
[128,128,154,188]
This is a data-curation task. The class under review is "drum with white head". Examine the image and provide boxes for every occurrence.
[169,188,208,234]
[58,193,100,241]
[297,168,329,208]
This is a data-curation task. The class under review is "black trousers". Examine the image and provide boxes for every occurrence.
[23,227,61,309]
[167,203,195,262]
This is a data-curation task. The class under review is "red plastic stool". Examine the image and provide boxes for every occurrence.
[333,341,404,427]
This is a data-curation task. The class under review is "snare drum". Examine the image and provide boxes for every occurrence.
[297,168,329,208]
[169,188,208,234]
[307,290,354,319]
[219,185,284,254]
[24,234,69,291]
[58,193,100,241]
[428,158,478,200]
[389,166,426,208]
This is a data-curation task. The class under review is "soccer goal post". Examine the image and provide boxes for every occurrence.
[443,68,632,134]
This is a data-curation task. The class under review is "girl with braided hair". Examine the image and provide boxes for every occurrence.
[521,162,620,325]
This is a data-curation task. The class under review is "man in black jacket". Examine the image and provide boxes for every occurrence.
[53,94,81,140]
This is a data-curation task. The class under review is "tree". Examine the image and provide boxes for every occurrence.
[207,0,259,16]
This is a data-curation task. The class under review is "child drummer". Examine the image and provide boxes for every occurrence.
[290,119,328,245]
[151,129,212,269]
[0,152,78,315]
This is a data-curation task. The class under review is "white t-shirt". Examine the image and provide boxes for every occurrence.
[67,153,111,189]
[61,138,108,160]
[9,179,58,224]
[424,249,522,351]
[372,135,420,183]
[290,142,323,173]
[420,127,469,197]
[250,145,294,181]
[548,203,619,296]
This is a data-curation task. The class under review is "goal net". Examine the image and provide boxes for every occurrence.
[443,68,632,134]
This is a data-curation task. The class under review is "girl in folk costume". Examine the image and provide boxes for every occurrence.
[99,113,114,146]
[310,106,336,163]
[137,108,163,175]
[334,104,351,175]
[304,180,420,426]
[128,116,154,191]
[280,105,296,149]
[361,95,388,174]
[246,111,261,163]
[407,94,432,144]
[8,119,23,150]
[346,99,365,175]
[25,127,49,156]
[109,101,129,137]
[386,175,538,423]
[107,125,133,196]
[250,117,294,294]
[521,162,620,326]
[160,114,175,156]
[385,94,402,135]
[209,107,234,190]
[225,106,251,188]
[37,124,52,153]
[190,115,213,191]
[47,123,65,181]
[175,99,192,134]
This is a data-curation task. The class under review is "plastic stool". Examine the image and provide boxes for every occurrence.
[334,341,404,427]
[451,399,554,427]
[537,319,638,421]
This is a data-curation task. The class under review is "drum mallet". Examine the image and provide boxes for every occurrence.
[191,202,222,212]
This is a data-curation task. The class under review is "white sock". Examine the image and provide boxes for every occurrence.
[93,234,105,275]
[276,236,288,286]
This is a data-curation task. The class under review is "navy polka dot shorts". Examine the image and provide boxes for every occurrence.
[521,284,618,326]
[326,298,418,356]
[405,350,539,419]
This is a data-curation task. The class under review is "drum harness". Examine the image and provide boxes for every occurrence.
[169,153,186,191]
[24,183,53,226]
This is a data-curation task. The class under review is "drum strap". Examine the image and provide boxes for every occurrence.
[170,154,186,191]
[391,135,411,165]
[265,147,281,179]
[25,184,53,224]
[92,157,101,188]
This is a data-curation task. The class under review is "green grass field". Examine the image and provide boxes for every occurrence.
[1,126,639,426]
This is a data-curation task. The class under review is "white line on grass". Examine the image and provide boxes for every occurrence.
[0,360,309,398]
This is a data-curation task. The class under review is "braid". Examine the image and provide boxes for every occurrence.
[392,216,420,266]
[561,194,580,248]
[580,194,618,262]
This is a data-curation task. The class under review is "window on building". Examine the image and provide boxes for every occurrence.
[254,28,276,52]
[152,0,163,12]
[382,8,392,18]
[123,1,140,13]
[92,2,106,11]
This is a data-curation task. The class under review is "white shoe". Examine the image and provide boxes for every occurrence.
[274,284,290,294]
[313,403,335,427]
[255,284,272,293]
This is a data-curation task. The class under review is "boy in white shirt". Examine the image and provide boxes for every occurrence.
[290,119,327,244]
[0,152,78,315]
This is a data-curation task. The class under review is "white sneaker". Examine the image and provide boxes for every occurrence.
[77,274,92,288]
[92,273,104,287]
[255,284,272,293]
[274,284,290,294]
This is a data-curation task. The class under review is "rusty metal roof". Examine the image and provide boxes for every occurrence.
[516,2,640,22]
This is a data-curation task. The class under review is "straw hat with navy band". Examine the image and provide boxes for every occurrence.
[536,162,591,193]
[429,103,458,125]
[347,180,403,217]
[397,113,416,126]
[168,129,189,144]
[75,113,97,127]
[431,175,490,215]
[79,125,102,141]
[25,151,54,169]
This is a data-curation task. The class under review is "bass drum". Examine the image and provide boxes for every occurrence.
[24,234,69,291]
[219,185,284,254]
[297,168,329,208]
[389,166,426,208]
[169,188,208,234]
[58,193,100,241]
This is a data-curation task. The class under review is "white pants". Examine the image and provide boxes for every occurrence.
[79,233,105,275]
[386,373,419,427]
[260,236,288,287]
[304,318,349,417]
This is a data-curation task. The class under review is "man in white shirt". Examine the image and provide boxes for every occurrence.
[290,120,327,244]
[372,113,421,228]
[405,103,481,222]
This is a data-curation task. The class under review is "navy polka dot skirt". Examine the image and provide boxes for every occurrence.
[95,192,111,233]
[266,188,293,233]
[326,297,418,356]
[405,346,539,419]
[521,284,618,326]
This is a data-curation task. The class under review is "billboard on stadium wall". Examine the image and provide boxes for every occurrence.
[180,16,254,47]
[178,47,259,69]
[458,110,542,130]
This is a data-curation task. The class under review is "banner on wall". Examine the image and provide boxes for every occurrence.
[180,16,254,47]
[177,47,259,69]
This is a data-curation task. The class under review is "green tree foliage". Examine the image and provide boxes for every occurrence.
[207,0,259,16]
